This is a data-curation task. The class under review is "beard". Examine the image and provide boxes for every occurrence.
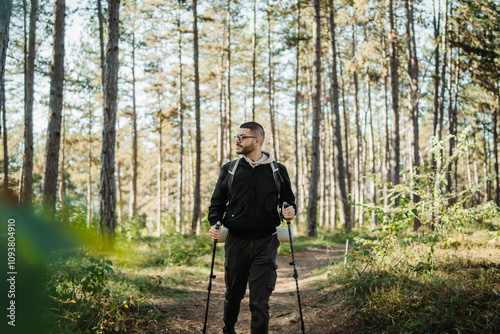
[236,144,254,156]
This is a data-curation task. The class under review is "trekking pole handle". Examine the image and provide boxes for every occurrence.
[284,203,292,222]
[214,223,220,243]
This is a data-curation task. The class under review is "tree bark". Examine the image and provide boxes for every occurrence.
[387,0,400,189]
[176,1,185,232]
[97,0,106,87]
[191,0,201,234]
[218,12,227,168]
[327,0,350,232]
[0,0,11,196]
[306,0,322,237]
[431,0,440,169]
[267,3,278,160]
[129,30,138,219]
[99,0,120,244]
[226,0,232,162]
[338,47,351,206]
[87,97,92,229]
[158,116,163,236]
[437,0,448,147]
[59,113,65,223]
[42,0,66,216]
[251,0,257,121]
[406,0,421,230]
[351,22,362,227]
[294,0,301,226]
[494,108,499,206]
[22,0,37,205]
[1,88,6,195]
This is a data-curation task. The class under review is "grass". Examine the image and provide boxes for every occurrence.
[316,223,500,334]
[44,231,223,333]
[43,219,500,333]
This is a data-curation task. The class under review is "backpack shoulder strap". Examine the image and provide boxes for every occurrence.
[270,161,283,196]
[227,158,241,194]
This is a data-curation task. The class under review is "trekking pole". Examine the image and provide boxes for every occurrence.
[284,203,306,334]
[202,224,220,334]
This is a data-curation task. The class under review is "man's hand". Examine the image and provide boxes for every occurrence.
[282,202,296,221]
[209,222,221,241]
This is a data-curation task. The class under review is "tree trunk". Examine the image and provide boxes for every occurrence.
[294,0,301,226]
[387,0,400,190]
[267,3,278,160]
[431,0,440,169]
[218,34,226,167]
[226,0,232,162]
[59,113,65,223]
[306,0,322,237]
[22,0,37,205]
[87,98,92,229]
[177,1,185,232]
[338,48,351,205]
[494,108,499,206]
[251,0,257,121]
[1,87,6,194]
[191,0,201,234]
[351,23,362,227]
[327,0,350,232]
[483,111,490,203]
[446,47,457,198]
[116,136,123,225]
[97,0,105,87]
[0,0,11,196]
[366,65,377,229]
[129,30,138,219]
[437,0,448,147]
[42,0,66,216]
[158,116,163,236]
[406,0,421,230]
[99,0,120,244]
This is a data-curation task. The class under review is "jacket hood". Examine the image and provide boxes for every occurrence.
[244,149,275,168]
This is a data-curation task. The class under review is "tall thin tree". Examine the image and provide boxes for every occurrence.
[42,0,66,215]
[176,0,185,232]
[226,0,233,162]
[129,29,138,219]
[191,0,201,234]
[251,0,257,121]
[294,0,301,225]
[22,0,37,205]
[327,0,351,232]
[0,0,12,196]
[99,0,120,243]
[306,0,322,237]
[386,0,400,189]
[406,0,420,229]
[267,2,278,159]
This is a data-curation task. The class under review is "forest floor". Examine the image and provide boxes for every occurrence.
[133,244,364,334]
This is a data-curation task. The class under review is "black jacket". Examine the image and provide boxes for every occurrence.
[208,158,296,240]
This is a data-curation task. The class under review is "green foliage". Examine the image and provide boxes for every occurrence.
[44,249,139,334]
[322,228,500,333]
[315,127,500,333]
[43,226,220,333]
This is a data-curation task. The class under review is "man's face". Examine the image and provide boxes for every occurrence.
[235,128,257,155]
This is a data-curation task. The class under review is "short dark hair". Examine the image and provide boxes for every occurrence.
[240,122,265,142]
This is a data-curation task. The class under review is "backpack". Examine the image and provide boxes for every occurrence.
[227,158,283,198]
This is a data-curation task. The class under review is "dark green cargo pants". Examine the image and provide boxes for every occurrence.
[223,232,280,334]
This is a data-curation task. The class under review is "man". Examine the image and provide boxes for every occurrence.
[208,121,296,334]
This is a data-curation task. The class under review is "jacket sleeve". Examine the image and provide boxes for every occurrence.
[278,163,297,219]
[208,163,230,226]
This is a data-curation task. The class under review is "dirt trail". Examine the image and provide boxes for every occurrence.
[158,244,360,334]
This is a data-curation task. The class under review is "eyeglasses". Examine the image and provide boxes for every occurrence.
[233,134,258,142]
